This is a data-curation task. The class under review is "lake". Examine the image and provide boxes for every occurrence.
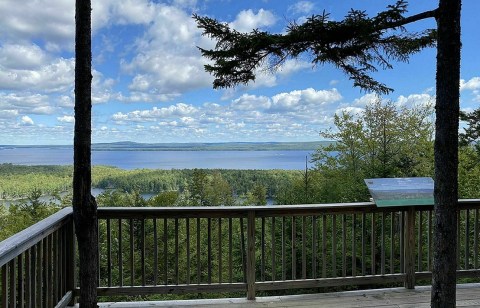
[0,147,314,170]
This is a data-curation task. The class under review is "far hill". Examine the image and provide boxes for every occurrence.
[90,141,334,151]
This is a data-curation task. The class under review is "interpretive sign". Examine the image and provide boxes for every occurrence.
[364,177,434,207]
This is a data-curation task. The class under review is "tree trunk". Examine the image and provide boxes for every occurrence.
[74,0,98,307]
[431,0,461,306]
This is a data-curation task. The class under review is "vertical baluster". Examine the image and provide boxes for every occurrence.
[107,218,112,287]
[302,216,307,279]
[228,217,233,283]
[291,216,296,279]
[381,212,385,275]
[54,229,62,307]
[400,211,405,273]
[18,253,24,307]
[332,215,337,278]
[322,215,327,278]
[9,259,16,308]
[342,214,346,277]
[42,238,48,307]
[98,222,101,286]
[164,218,168,285]
[428,210,432,271]
[58,230,63,297]
[312,216,317,278]
[142,219,146,286]
[25,249,31,307]
[153,218,158,285]
[362,213,366,276]
[32,241,42,307]
[186,218,190,285]
[352,214,356,277]
[418,211,423,272]
[33,244,39,307]
[175,218,179,285]
[118,219,123,287]
[246,211,256,300]
[404,208,416,289]
[457,210,461,270]
[466,210,470,270]
[130,219,134,286]
[47,235,53,307]
[371,213,376,275]
[2,264,7,308]
[218,218,222,284]
[240,218,246,283]
[197,218,201,284]
[271,217,276,281]
[282,217,286,281]
[207,218,212,284]
[475,209,479,269]
[261,217,265,281]
[51,233,56,303]
[390,213,394,274]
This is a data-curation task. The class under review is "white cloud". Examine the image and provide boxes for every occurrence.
[276,59,311,76]
[229,9,277,33]
[232,94,271,111]
[460,77,480,91]
[112,103,198,122]
[270,88,342,112]
[395,94,434,108]
[21,116,34,125]
[288,1,315,15]
[0,0,74,50]
[0,93,54,115]
[120,4,214,98]
[58,115,75,123]
[0,44,49,70]
[352,93,379,107]
[0,109,18,118]
[0,57,74,93]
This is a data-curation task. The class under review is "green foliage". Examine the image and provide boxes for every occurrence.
[244,184,267,206]
[460,108,480,153]
[299,98,435,203]
[194,0,436,94]
[148,191,179,206]
[458,146,480,198]
[0,164,72,199]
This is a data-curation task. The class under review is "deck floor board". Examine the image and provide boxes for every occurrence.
[89,283,480,308]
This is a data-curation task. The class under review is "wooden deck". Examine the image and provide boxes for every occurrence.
[94,283,480,307]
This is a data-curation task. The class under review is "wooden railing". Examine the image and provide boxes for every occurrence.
[1,200,480,306]
[0,207,75,308]
[95,200,480,300]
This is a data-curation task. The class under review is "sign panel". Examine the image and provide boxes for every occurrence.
[364,177,434,207]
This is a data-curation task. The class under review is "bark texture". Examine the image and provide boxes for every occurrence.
[74,0,98,307]
[431,0,461,306]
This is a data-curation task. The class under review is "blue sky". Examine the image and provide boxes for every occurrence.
[0,0,479,145]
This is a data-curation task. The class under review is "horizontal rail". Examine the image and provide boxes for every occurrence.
[97,199,480,219]
[96,283,247,296]
[0,207,73,267]
[256,274,406,291]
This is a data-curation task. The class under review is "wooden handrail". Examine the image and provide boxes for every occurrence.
[97,199,480,218]
[0,207,73,267]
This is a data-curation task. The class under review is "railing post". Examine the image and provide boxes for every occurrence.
[404,207,416,289]
[246,210,256,300]
[66,220,76,305]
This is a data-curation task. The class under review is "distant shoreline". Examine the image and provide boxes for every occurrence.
[0,141,333,152]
